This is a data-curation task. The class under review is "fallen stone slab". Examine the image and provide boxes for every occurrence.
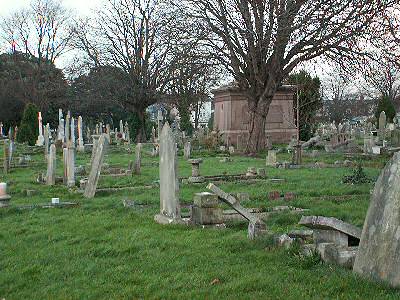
[299,216,361,240]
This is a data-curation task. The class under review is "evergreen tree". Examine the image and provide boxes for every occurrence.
[17,103,39,146]
[375,96,396,126]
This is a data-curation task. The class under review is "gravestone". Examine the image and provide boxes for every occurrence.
[378,111,387,141]
[36,112,44,146]
[154,123,182,224]
[77,116,85,152]
[84,134,108,198]
[90,135,100,166]
[46,144,56,186]
[353,152,400,288]
[134,143,142,175]
[66,143,75,188]
[266,150,277,166]
[70,117,76,147]
[0,182,11,207]
[188,159,204,183]
[44,124,50,159]
[3,140,9,174]
[184,141,191,159]
[62,148,68,184]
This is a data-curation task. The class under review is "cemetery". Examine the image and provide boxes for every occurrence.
[1,0,400,299]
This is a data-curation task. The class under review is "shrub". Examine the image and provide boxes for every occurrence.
[342,163,371,184]
[375,96,396,125]
[17,103,39,145]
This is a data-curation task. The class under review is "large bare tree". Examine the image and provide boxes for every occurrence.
[1,0,73,65]
[72,0,183,141]
[185,0,397,152]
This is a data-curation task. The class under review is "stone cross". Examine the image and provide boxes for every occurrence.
[84,134,108,198]
[46,144,56,186]
[154,123,182,224]
[184,141,191,160]
[134,143,142,175]
[36,111,44,146]
[354,152,400,288]
[77,116,84,152]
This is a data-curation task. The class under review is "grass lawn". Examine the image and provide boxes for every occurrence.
[1,143,399,299]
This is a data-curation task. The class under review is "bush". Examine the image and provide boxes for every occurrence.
[342,163,371,184]
[17,103,39,145]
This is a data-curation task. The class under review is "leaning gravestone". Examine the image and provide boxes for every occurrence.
[154,123,182,224]
[84,134,108,198]
[353,152,400,287]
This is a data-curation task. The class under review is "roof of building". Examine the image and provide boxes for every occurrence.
[211,81,297,94]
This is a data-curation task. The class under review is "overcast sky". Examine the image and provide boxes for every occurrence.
[0,0,101,17]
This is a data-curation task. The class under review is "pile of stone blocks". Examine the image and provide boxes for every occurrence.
[190,192,223,225]
[298,216,362,269]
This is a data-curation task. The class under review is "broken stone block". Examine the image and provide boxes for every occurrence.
[288,229,313,240]
[193,192,219,208]
[191,206,223,225]
[248,220,267,240]
[277,234,294,249]
[313,229,349,247]
[299,216,361,242]
[324,244,358,269]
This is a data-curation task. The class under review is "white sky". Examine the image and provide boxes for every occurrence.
[0,0,101,17]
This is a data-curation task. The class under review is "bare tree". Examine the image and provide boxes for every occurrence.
[1,0,73,65]
[184,0,397,153]
[72,0,184,141]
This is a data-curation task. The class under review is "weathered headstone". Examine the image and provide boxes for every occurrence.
[0,182,11,207]
[353,152,400,288]
[266,150,277,166]
[378,111,387,141]
[184,141,191,160]
[188,159,204,183]
[62,148,68,185]
[66,143,75,188]
[46,144,56,186]
[154,123,182,224]
[77,116,85,152]
[84,134,108,198]
[134,143,142,175]
[70,117,76,147]
[44,123,50,159]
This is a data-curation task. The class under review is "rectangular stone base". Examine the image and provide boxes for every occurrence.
[154,214,185,225]
[191,206,223,225]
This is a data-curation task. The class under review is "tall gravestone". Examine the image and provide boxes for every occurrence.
[44,123,50,159]
[77,116,85,152]
[46,144,56,185]
[84,134,108,198]
[353,152,400,287]
[378,111,387,141]
[3,140,9,174]
[70,117,76,147]
[62,148,68,185]
[134,143,142,175]
[36,112,44,146]
[154,123,182,224]
[66,143,75,188]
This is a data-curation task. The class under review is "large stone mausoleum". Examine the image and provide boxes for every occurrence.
[212,83,297,149]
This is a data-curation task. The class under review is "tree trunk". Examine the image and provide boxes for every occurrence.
[135,109,146,143]
[245,96,273,154]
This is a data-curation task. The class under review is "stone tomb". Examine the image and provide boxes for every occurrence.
[353,152,400,288]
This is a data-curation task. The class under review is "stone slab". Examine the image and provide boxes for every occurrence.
[299,216,361,240]
[191,206,223,225]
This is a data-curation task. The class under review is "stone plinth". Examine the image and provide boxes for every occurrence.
[191,192,223,225]
[188,159,205,183]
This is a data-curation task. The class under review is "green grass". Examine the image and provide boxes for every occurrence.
[0,142,399,299]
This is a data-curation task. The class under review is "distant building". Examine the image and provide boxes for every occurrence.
[212,83,297,149]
